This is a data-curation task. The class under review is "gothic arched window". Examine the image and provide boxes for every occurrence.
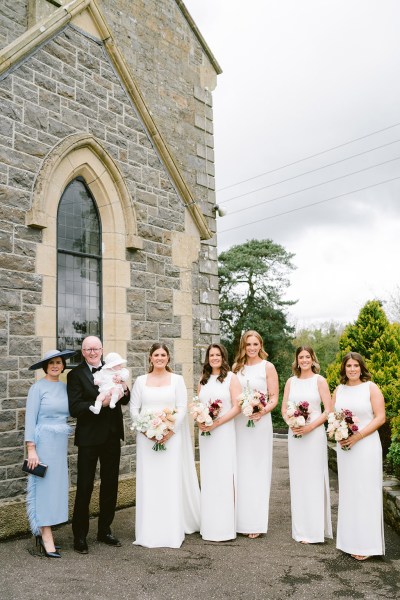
[57,177,102,356]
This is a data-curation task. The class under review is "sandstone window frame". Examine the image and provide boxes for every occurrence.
[27,133,138,359]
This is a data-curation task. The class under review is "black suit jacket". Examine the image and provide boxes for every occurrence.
[67,361,130,447]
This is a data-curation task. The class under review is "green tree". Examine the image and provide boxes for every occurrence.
[293,321,343,376]
[326,300,400,459]
[218,239,296,428]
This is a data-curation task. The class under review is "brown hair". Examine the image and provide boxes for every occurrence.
[42,356,67,374]
[232,330,268,374]
[340,351,371,384]
[292,346,320,377]
[200,343,230,385]
[148,343,172,373]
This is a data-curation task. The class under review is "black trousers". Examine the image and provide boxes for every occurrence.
[72,434,121,539]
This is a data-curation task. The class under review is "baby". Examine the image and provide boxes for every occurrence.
[89,352,129,415]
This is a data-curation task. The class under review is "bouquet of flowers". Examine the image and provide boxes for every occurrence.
[131,407,177,451]
[237,381,268,427]
[285,401,310,438]
[189,396,222,436]
[326,408,359,451]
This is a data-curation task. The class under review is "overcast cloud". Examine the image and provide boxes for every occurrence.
[184,0,400,327]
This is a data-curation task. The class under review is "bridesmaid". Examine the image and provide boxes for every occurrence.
[333,351,385,560]
[197,343,241,541]
[130,343,200,548]
[233,330,279,538]
[282,346,333,544]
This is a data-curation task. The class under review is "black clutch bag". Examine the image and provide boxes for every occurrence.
[22,459,48,478]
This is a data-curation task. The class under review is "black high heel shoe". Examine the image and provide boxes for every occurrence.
[35,535,61,550]
[36,535,61,558]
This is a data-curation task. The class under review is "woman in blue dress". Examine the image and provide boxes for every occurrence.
[25,349,75,557]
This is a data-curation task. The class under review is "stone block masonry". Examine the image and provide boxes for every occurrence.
[0,0,221,537]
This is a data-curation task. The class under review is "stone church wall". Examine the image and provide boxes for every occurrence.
[0,0,220,537]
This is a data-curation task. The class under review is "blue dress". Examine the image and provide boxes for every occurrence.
[24,379,70,534]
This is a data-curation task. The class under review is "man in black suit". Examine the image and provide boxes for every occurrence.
[67,336,130,554]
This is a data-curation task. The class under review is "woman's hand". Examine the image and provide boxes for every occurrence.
[160,430,175,445]
[198,420,218,433]
[142,431,175,444]
[291,424,313,437]
[27,448,40,469]
[339,432,362,449]
[248,411,263,423]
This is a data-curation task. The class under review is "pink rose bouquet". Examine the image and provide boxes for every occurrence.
[131,407,177,451]
[327,408,359,451]
[190,396,222,436]
[238,381,268,427]
[286,400,310,438]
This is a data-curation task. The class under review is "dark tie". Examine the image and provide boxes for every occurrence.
[92,366,102,373]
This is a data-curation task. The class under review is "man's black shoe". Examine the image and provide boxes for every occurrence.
[74,538,88,554]
[97,533,122,547]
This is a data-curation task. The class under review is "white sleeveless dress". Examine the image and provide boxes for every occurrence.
[287,374,332,542]
[198,372,236,541]
[130,373,200,548]
[236,360,272,534]
[335,382,384,555]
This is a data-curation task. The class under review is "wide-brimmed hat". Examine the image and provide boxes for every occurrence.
[29,349,77,371]
[103,352,127,370]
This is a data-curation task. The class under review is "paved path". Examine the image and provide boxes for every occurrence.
[1,439,399,600]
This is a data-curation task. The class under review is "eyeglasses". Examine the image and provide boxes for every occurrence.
[82,348,102,354]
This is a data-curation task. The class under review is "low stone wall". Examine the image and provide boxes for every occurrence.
[327,442,400,537]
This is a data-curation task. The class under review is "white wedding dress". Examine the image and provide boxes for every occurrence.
[335,381,384,556]
[198,372,236,541]
[287,374,332,542]
[236,360,273,534]
[130,373,200,548]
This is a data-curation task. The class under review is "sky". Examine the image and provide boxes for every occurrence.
[183,0,400,329]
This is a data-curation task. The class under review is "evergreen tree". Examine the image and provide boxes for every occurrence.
[218,239,296,428]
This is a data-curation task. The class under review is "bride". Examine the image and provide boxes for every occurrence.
[130,343,200,548]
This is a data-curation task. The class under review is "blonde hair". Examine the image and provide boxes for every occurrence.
[233,330,268,374]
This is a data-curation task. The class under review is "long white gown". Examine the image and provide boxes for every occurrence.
[335,381,385,555]
[130,373,200,548]
[236,360,272,534]
[198,372,236,541]
[287,374,332,542]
